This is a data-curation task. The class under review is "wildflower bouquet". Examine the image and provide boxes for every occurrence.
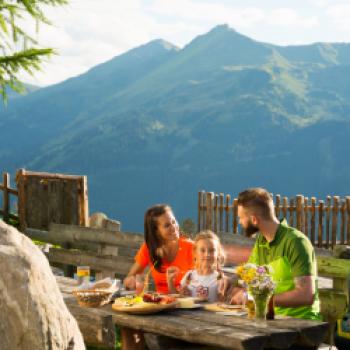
[236,263,275,319]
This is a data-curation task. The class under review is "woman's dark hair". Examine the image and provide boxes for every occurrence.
[144,204,172,272]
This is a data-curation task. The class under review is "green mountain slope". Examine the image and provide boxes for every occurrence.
[1,25,349,231]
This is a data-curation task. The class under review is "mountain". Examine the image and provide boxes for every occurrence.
[1,25,350,231]
[6,83,41,99]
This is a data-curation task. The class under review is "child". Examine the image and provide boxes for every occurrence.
[167,230,226,302]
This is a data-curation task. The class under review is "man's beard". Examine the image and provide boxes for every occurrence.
[245,221,259,237]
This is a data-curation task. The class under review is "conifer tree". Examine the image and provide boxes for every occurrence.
[0,0,68,102]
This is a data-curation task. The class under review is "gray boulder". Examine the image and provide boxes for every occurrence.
[0,220,85,350]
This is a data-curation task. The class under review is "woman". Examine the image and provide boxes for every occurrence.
[123,204,194,293]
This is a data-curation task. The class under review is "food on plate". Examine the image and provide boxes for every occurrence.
[113,295,143,307]
[142,293,176,305]
[177,297,195,308]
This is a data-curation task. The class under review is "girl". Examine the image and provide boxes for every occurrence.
[167,230,226,302]
[124,204,194,294]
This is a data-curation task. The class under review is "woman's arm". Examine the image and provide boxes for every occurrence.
[123,262,144,290]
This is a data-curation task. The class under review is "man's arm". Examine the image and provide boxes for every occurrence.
[273,275,315,307]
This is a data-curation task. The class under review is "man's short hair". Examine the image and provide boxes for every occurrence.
[237,188,274,219]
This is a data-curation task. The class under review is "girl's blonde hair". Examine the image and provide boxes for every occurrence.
[193,230,225,269]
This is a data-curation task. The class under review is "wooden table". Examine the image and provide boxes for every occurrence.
[57,276,329,350]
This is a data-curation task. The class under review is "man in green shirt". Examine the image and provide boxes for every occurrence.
[232,187,321,322]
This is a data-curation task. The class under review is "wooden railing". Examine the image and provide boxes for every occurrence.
[0,172,18,221]
[198,191,350,249]
[25,223,143,280]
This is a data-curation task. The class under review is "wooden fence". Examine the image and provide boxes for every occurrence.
[198,191,350,249]
[0,172,18,221]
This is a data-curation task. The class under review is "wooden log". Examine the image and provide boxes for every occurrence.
[296,195,304,232]
[332,196,340,248]
[318,200,324,248]
[225,194,231,233]
[325,196,331,249]
[52,224,143,247]
[47,248,134,276]
[275,195,281,219]
[317,256,350,279]
[233,198,238,234]
[18,169,83,180]
[219,193,224,234]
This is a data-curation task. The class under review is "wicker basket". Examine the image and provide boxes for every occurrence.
[73,290,112,308]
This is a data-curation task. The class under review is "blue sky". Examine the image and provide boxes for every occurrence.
[21,0,350,86]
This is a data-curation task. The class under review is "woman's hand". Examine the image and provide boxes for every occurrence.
[123,275,136,290]
[166,266,180,284]
[180,285,192,296]
[166,266,180,293]
[123,262,144,290]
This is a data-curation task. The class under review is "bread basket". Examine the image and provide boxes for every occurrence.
[73,289,112,308]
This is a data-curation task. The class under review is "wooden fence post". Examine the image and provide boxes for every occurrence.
[225,194,231,233]
[304,197,309,240]
[310,197,316,246]
[198,191,202,232]
[206,192,214,231]
[332,196,339,248]
[296,195,304,232]
[2,173,10,222]
[325,196,331,249]
[340,200,346,245]
[289,198,295,227]
[318,200,324,248]
[347,197,350,245]
[214,194,219,234]
[275,195,281,219]
[219,193,224,233]
[233,198,238,234]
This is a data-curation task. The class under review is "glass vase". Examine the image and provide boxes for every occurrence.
[252,293,269,320]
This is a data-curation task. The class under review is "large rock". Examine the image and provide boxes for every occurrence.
[0,220,85,350]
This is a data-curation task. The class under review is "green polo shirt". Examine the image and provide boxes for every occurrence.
[248,219,321,320]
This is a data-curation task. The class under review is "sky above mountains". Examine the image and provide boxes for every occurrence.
[20,0,350,86]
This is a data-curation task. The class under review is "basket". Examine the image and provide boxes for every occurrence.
[73,290,112,308]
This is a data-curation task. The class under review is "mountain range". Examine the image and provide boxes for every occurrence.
[1,24,350,231]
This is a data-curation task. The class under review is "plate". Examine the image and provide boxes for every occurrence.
[112,301,178,314]
[176,303,202,309]
[203,303,246,312]
[216,311,247,317]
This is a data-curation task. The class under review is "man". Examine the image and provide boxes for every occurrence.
[232,188,320,321]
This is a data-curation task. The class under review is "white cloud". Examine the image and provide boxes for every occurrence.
[326,4,350,31]
[16,0,350,86]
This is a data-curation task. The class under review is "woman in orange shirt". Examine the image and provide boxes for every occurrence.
[123,204,194,293]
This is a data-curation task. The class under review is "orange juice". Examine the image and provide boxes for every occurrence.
[246,299,255,319]
[77,266,90,285]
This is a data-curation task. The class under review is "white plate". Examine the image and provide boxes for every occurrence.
[177,303,202,309]
[216,311,247,316]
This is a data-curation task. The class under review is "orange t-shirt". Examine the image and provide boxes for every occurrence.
[135,236,194,294]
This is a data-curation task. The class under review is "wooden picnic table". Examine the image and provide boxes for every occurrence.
[57,276,329,350]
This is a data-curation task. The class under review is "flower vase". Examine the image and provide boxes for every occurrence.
[252,293,269,320]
